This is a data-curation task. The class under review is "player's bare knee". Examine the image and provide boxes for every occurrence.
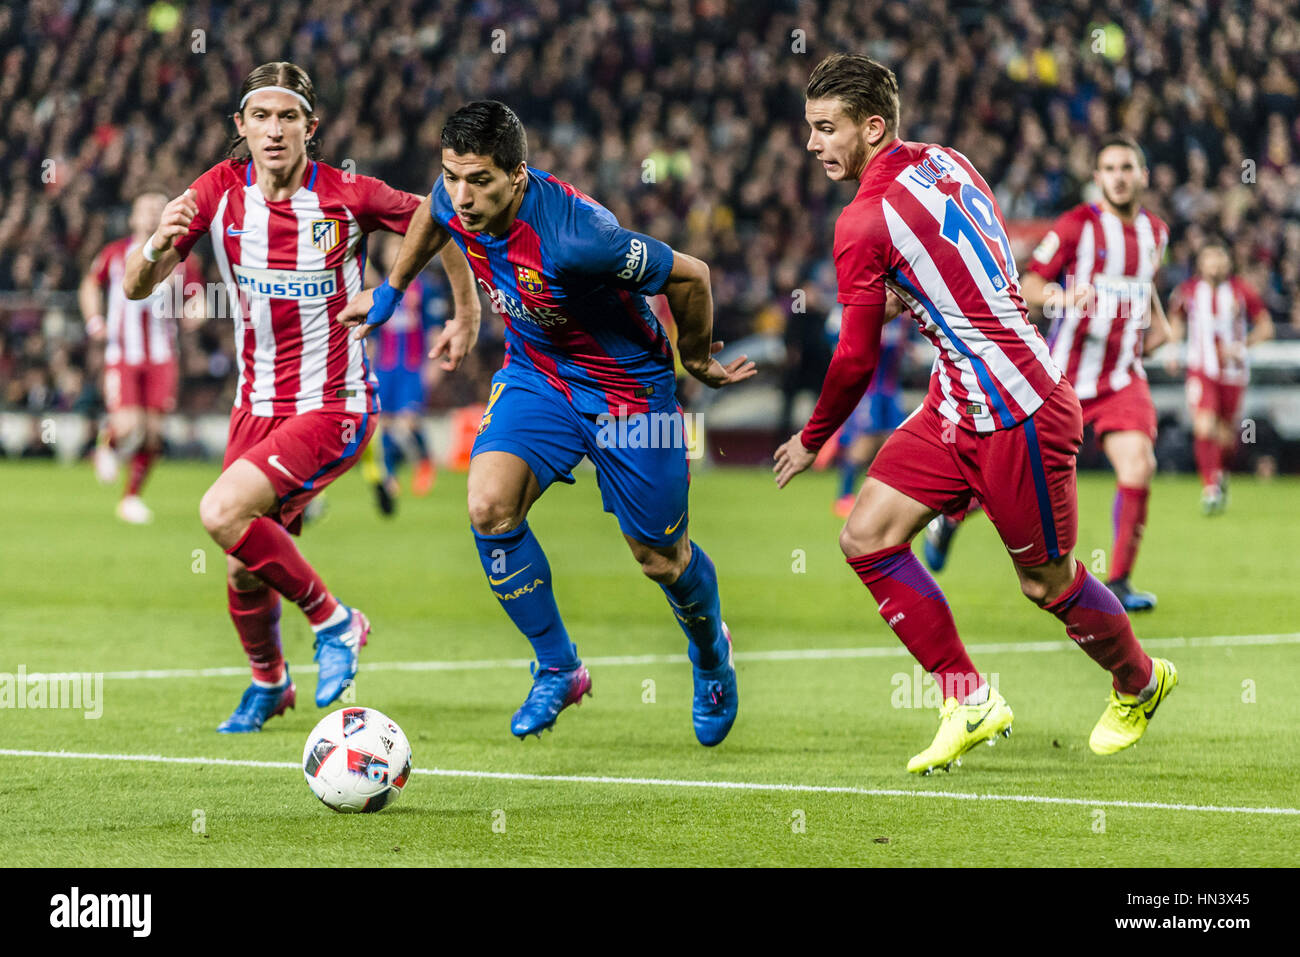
[840,522,891,558]
[1018,575,1053,606]
[467,492,521,536]
[199,487,240,541]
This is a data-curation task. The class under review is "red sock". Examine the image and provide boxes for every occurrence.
[227,517,339,625]
[228,584,284,684]
[1109,485,1148,583]
[1194,437,1220,488]
[848,544,982,701]
[125,448,156,496]
[1046,560,1152,695]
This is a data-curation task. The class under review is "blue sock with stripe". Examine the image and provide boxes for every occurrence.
[382,430,402,477]
[473,520,577,670]
[839,460,857,498]
[661,542,727,670]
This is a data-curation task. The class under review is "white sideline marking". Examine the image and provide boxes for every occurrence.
[0,748,1296,817]
[29,631,1300,681]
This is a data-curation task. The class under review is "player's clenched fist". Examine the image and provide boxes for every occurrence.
[151,189,198,253]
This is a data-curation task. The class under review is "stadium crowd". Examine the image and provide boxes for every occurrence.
[2,0,1298,419]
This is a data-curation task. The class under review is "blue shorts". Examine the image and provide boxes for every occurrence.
[376,367,425,415]
[839,389,906,446]
[471,373,691,547]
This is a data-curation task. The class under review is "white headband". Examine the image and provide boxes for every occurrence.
[238,86,313,113]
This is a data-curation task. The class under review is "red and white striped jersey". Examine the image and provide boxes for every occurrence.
[834,140,1061,433]
[92,236,200,366]
[1029,203,1169,402]
[173,159,419,417]
[1174,276,1266,386]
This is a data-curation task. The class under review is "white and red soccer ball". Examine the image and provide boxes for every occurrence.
[303,707,412,813]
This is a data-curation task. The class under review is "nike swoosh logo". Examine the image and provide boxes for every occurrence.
[965,705,994,734]
[266,454,296,480]
[877,599,890,614]
[1007,543,1034,554]
[467,249,487,259]
[488,564,532,586]
[664,512,686,536]
[226,225,252,235]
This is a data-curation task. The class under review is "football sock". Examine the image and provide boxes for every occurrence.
[1194,437,1220,488]
[410,426,430,462]
[382,430,403,478]
[227,583,285,685]
[848,543,983,702]
[125,448,156,497]
[1045,559,1152,695]
[838,461,856,498]
[1109,484,1148,583]
[227,517,340,626]
[473,520,577,670]
[660,541,727,670]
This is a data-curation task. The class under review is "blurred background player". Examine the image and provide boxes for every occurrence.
[122,61,479,732]
[774,54,1176,773]
[363,233,450,515]
[343,100,755,746]
[924,136,1174,614]
[830,306,916,517]
[1168,241,1274,513]
[80,191,204,523]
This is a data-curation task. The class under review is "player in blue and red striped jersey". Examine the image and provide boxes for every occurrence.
[773,55,1177,771]
[341,101,755,745]
[831,309,917,517]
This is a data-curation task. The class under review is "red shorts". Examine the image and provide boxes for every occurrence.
[1186,372,1244,422]
[105,361,177,413]
[224,406,374,535]
[1080,377,1157,441]
[868,379,1084,567]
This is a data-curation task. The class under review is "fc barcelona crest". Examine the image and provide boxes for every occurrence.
[311,219,341,253]
[516,265,545,293]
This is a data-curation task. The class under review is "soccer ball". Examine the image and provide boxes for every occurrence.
[303,707,413,813]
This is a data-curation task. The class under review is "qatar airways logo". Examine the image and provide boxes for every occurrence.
[477,277,569,328]
[232,265,338,300]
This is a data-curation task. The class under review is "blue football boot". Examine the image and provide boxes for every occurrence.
[313,606,370,707]
[1106,578,1157,613]
[692,623,738,747]
[217,667,296,733]
[923,515,960,573]
[511,661,593,739]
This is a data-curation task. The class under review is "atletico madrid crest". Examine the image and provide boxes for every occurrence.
[311,219,340,253]
[516,265,544,293]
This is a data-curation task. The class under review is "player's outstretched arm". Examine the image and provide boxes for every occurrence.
[78,264,105,340]
[1143,290,1173,355]
[339,193,451,339]
[429,241,481,371]
[122,189,195,300]
[773,299,885,489]
[664,250,756,389]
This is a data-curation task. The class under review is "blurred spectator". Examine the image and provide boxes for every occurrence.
[2,0,1298,413]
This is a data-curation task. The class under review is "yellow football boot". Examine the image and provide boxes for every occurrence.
[1089,657,1178,755]
[907,687,1014,774]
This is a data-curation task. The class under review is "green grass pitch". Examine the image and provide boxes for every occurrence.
[1,459,1297,866]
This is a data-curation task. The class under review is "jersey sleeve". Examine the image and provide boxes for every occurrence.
[89,244,114,287]
[348,175,421,234]
[1236,278,1268,322]
[832,203,889,306]
[555,200,674,296]
[1026,210,1082,282]
[173,163,230,261]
